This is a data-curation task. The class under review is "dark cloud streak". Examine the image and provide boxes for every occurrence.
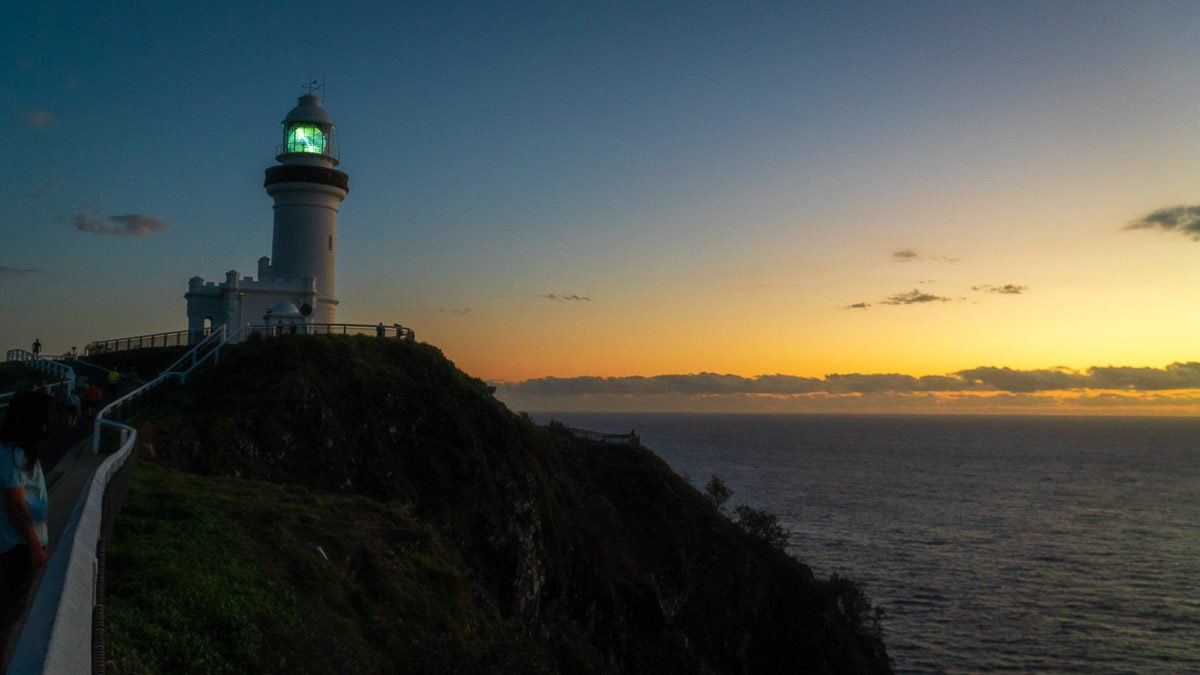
[1126,205,1200,240]
[972,284,1028,295]
[880,288,952,305]
[66,213,170,237]
[0,267,44,277]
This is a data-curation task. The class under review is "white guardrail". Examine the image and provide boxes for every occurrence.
[9,326,228,673]
[0,352,77,411]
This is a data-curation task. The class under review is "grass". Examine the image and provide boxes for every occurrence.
[106,462,551,674]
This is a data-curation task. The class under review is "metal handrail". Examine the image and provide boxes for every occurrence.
[83,328,212,356]
[1,351,78,409]
[91,326,226,453]
[243,322,415,340]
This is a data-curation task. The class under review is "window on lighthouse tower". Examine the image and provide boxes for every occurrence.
[286,124,326,154]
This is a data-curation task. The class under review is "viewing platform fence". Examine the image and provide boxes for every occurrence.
[242,322,415,340]
[10,326,228,673]
[569,427,640,446]
[84,327,213,356]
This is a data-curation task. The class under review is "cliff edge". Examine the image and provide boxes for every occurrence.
[107,335,892,674]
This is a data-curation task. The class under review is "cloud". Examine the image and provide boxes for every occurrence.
[955,366,1086,393]
[880,288,952,305]
[495,362,1200,397]
[892,249,959,263]
[1125,205,1200,240]
[1085,362,1200,390]
[0,267,44,277]
[536,293,590,301]
[109,214,171,237]
[972,284,1028,295]
[65,213,171,237]
[21,109,59,129]
[844,302,870,310]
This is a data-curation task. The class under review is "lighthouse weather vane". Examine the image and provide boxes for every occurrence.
[302,78,325,95]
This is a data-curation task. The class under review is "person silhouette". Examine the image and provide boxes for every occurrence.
[30,340,40,359]
[0,391,55,670]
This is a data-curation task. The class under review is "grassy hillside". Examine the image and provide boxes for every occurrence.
[107,464,552,674]
[0,361,46,392]
[109,335,892,673]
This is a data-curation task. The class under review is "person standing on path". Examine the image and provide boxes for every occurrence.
[29,340,40,360]
[0,391,54,671]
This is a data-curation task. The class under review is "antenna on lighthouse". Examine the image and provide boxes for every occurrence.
[302,78,323,95]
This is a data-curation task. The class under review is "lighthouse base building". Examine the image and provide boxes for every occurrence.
[185,91,348,336]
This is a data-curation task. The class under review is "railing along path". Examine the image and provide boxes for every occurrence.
[568,427,640,446]
[9,327,229,674]
[4,322,413,672]
[83,327,212,356]
[0,351,77,411]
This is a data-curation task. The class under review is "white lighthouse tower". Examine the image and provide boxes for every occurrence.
[265,93,349,322]
[185,89,350,334]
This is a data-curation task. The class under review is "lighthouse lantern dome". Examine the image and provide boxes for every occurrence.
[278,94,338,165]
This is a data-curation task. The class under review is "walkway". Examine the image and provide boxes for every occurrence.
[0,360,121,671]
[1,433,109,670]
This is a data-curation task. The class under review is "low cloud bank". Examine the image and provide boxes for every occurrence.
[497,362,1200,396]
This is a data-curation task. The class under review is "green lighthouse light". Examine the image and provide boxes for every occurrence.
[286,124,326,154]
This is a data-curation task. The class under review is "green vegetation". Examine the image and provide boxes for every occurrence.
[107,335,892,673]
[705,474,791,551]
[0,361,44,392]
[108,463,551,674]
[85,346,189,381]
[704,474,733,511]
[733,503,792,551]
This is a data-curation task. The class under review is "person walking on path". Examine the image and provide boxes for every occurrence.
[0,391,54,671]
[64,388,82,429]
[29,340,40,360]
[83,381,102,419]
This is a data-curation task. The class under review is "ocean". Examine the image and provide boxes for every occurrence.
[537,412,1200,674]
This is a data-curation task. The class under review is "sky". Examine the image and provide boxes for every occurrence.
[4,1,1200,415]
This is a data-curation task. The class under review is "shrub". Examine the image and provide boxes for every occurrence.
[704,474,732,511]
[733,504,790,551]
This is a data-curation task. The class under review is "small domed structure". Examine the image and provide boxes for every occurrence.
[267,301,303,320]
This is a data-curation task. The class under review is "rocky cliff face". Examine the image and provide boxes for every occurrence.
[134,335,892,674]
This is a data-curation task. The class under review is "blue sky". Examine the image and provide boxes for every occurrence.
[5,1,1200,413]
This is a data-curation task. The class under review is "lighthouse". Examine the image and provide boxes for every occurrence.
[264,93,349,323]
[185,89,350,334]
